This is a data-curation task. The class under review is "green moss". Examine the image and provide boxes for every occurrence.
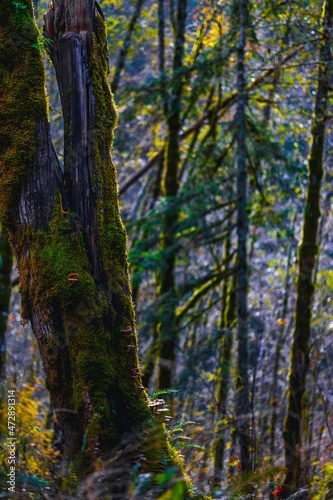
[0,0,48,225]
[17,198,96,318]
[83,12,154,432]
[91,16,133,299]
[76,353,114,384]
[14,189,122,447]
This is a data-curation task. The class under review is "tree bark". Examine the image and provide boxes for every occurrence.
[269,238,295,465]
[283,0,333,493]
[212,242,236,486]
[235,0,251,474]
[0,0,189,484]
[157,0,187,390]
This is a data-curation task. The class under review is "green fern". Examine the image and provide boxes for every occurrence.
[32,29,53,53]
[168,435,193,442]
[149,388,180,399]
[167,420,196,433]
[173,442,204,451]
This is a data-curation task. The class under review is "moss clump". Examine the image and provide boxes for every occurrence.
[19,197,96,318]
[76,353,115,388]
[0,0,48,225]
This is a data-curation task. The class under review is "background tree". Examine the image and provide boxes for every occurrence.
[234,0,251,474]
[283,0,333,494]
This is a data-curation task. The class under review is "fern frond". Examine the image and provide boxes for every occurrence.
[149,388,180,399]
[169,435,193,442]
[167,420,196,432]
[174,443,204,450]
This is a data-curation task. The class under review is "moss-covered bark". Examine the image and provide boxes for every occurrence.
[283,0,333,493]
[212,238,236,486]
[0,2,203,494]
[0,1,50,226]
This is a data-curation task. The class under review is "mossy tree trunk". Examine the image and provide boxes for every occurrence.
[212,237,236,486]
[0,228,13,383]
[157,0,187,390]
[0,0,189,482]
[235,0,251,474]
[283,0,333,493]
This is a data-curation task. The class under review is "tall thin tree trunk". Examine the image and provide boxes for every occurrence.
[157,0,187,390]
[269,237,295,463]
[235,0,251,474]
[140,0,167,390]
[212,252,236,486]
[283,0,333,493]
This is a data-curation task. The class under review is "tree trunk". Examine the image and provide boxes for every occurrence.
[235,0,251,474]
[212,252,236,486]
[269,238,295,463]
[157,0,187,390]
[0,0,189,485]
[283,0,333,493]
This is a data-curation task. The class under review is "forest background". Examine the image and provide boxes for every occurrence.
[0,0,333,499]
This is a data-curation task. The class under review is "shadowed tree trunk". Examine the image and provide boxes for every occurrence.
[0,1,196,488]
[268,236,295,466]
[140,0,167,390]
[157,0,187,390]
[235,0,251,474]
[283,0,333,494]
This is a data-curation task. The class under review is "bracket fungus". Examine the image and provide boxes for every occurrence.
[68,273,79,282]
